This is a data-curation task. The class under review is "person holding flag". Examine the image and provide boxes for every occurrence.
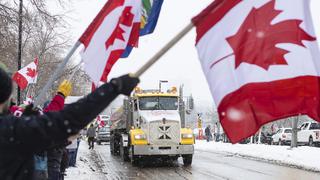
[0,62,139,179]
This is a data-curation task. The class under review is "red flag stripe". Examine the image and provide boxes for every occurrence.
[12,72,28,90]
[218,75,320,143]
[100,49,125,82]
[127,22,141,47]
[79,0,125,48]
[192,0,242,44]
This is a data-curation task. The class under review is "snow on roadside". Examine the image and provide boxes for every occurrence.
[65,141,102,180]
[195,140,320,172]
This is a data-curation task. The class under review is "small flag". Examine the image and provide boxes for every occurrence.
[13,58,38,90]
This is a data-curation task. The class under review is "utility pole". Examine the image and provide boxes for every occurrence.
[291,115,299,148]
[179,85,186,128]
[17,0,23,104]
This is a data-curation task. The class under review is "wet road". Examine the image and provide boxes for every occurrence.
[78,142,320,180]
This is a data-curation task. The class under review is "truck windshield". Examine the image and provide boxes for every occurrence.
[139,97,178,110]
[310,123,320,130]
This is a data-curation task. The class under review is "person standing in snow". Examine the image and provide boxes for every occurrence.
[0,63,139,180]
[87,124,96,150]
[205,125,212,142]
[44,80,72,180]
[66,137,79,167]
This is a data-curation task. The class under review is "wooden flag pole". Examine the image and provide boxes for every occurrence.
[34,41,81,107]
[133,22,194,77]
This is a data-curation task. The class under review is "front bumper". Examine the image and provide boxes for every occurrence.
[133,145,194,155]
[97,136,110,142]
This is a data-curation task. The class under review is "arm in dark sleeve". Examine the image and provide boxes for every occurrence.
[0,82,118,153]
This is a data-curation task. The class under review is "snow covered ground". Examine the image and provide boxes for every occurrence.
[64,140,320,179]
[195,140,320,172]
[65,142,104,180]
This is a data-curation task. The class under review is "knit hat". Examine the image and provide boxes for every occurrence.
[0,63,13,103]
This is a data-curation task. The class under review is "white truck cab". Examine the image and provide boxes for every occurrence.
[297,121,320,146]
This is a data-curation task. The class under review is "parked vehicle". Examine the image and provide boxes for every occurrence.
[272,128,292,145]
[259,132,274,145]
[96,126,111,145]
[297,121,320,147]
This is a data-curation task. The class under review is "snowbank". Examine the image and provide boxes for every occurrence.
[195,140,320,172]
[65,142,102,180]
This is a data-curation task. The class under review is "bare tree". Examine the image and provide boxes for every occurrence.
[0,0,90,105]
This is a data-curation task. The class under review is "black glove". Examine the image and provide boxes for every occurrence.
[110,74,139,96]
[23,104,41,116]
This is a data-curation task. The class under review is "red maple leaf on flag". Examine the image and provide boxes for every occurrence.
[105,6,134,49]
[213,0,316,70]
[26,68,37,78]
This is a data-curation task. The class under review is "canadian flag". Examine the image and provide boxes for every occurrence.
[79,0,141,86]
[193,0,320,143]
[12,58,38,90]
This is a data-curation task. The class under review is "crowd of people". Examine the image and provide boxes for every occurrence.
[0,62,139,180]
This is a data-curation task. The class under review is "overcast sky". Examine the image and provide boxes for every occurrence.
[49,0,320,109]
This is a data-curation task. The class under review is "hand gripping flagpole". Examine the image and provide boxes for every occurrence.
[132,22,194,77]
[34,41,81,107]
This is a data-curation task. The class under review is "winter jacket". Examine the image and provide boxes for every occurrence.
[47,147,64,174]
[44,94,65,112]
[45,94,65,177]
[87,126,96,138]
[205,127,211,137]
[0,82,118,180]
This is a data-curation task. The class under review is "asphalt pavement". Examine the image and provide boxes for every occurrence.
[66,141,320,180]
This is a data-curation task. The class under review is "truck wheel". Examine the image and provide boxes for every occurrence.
[130,146,140,166]
[170,156,179,162]
[120,138,129,162]
[182,154,193,166]
[309,137,314,147]
[110,136,116,155]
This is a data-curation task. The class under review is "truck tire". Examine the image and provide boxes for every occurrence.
[110,136,115,155]
[182,154,193,166]
[309,137,314,147]
[130,146,140,166]
[120,137,130,162]
[170,156,179,162]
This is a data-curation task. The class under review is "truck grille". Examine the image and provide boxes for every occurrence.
[149,120,180,145]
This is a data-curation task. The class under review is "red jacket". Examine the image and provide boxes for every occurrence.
[44,94,65,112]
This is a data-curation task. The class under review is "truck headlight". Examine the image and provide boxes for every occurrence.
[182,134,193,139]
[134,134,146,140]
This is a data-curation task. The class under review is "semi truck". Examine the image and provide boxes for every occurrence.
[110,86,194,166]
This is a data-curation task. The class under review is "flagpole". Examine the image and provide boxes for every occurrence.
[133,22,194,77]
[34,41,81,107]
[17,0,23,105]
